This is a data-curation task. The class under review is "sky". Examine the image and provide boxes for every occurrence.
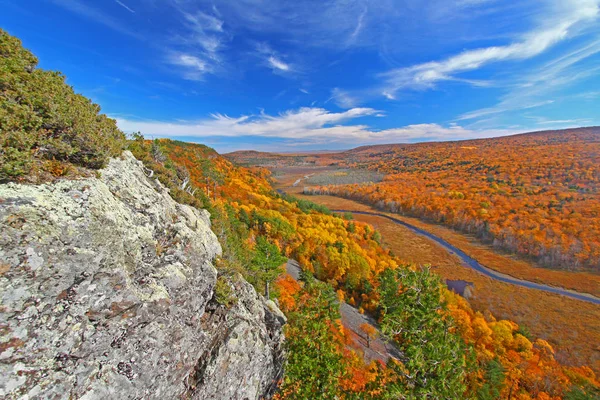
[2,0,600,153]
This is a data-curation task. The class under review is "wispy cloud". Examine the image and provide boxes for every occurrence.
[329,88,360,109]
[379,0,599,97]
[178,9,226,57]
[522,114,593,126]
[268,56,290,71]
[51,0,143,39]
[116,107,379,140]
[347,7,367,45]
[115,0,135,14]
[168,54,210,80]
[183,10,224,33]
[166,6,228,80]
[459,38,600,120]
[254,42,294,75]
[210,0,382,49]
[459,100,556,121]
[537,119,590,124]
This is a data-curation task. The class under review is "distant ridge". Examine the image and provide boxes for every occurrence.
[226,126,600,157]
[226,126,600,166]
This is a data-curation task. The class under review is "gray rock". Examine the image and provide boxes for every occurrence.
[190,278,286,400]
[0,152,285,399]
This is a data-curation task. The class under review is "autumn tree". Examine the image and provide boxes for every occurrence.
[359,323,378,348]
[126,127,600,399]
[278,279,345,400]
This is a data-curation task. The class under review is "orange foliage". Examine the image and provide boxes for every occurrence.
[339,355,380,393]
[150,138,600,398]
[446,291,600,398]
[274,274,301,312]
[359,322,378,347]
[302,128,600,271]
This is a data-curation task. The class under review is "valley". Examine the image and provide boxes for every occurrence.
[255,160,600,374]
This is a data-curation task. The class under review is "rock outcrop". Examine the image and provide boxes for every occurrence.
[0,152,285,399]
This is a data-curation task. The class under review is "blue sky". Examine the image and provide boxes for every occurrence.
[2,0,600,152]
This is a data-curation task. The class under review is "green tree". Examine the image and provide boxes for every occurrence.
[280,279,344,399]
[377,267,472,399]
[347,222,356,233]
[476,359,505,400]
[211,204,254,277]
[251,236,286,298]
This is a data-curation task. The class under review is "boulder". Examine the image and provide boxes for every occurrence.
[0,152,285,399]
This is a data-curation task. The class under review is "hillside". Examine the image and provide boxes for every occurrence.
[137,136,600,399]
[2,29,600,399]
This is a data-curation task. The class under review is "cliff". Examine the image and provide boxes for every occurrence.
[0,152,285,399]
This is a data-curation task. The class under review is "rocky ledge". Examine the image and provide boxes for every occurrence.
[0,152,285,399]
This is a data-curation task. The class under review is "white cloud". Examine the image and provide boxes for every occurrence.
[183,11,224,33]
[382,91,396,100]
[347,8,367,44]
[179,10,226,57]
[168,54,210,80]
[115,106,523,146]
[166,7,228,79]
[537,119,588,124]
[117,107,379,139]
[379,0,599,96]
[268,56,290,71]
[209,0,382,49]
[175,54,208,70]
[459,100,556,121]
[255,42,294,74]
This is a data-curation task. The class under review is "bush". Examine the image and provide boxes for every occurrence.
[0,29,126,182]
[214,275,237,307]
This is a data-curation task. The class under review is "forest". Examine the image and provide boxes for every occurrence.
[300,128,600,272]
[130,135,600,399]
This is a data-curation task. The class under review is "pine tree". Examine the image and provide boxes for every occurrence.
[251,236,286,298]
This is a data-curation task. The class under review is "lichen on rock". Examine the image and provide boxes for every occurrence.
[0,151,285,399]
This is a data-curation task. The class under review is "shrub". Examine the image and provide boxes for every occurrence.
[214,275,237,307]
[0,29,126,182]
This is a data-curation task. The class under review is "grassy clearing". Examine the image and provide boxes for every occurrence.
[304,168,385,186]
